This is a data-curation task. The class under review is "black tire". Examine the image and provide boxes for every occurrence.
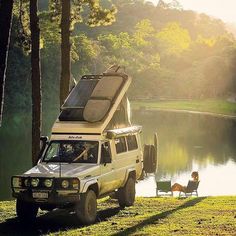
[16,199,38,222]
[117,177,136,208]
[76,190,97,225]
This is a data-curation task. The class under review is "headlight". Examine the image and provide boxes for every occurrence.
[61,180,69,188]
[72,179,79,190]
[31,178,39,187]
[12,177,22,188]
[44,179,53,188]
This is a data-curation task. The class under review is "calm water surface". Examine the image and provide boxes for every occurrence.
[0,110,236,200]
[135,110,236,197]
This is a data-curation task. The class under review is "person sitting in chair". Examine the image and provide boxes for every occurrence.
[171,171,199,192]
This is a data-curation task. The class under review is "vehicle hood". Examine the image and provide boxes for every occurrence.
[24,162,99,178]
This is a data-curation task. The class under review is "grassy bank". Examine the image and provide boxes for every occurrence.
[131,99,236,117]
[0,196,235,235]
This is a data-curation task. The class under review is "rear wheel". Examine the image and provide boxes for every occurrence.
[76,190,97,225]
[16,199,38,222]
[117,177,136,208]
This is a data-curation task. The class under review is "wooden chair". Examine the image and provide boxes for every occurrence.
[156,181,173,196]
[179,180,200,197]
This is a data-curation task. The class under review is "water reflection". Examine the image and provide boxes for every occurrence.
[134,110,236,196]
[0,111,57,200]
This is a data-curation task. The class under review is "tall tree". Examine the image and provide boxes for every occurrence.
[60,0,71,106]
[58,0,116,106]
[30,0,42,165]
[0,0,14,127]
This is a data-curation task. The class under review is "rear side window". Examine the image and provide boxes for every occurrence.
[115,137,127,154]
[127,135,138,151]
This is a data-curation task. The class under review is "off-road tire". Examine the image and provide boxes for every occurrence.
[76,190,97,225]
[16,199,38,222]
[117,177,136,208]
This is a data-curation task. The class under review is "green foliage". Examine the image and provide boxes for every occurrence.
[5,0,236,112]
[156,22,191,55]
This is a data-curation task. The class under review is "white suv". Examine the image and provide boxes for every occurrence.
[11,68,157,224]
[11,126,143,224]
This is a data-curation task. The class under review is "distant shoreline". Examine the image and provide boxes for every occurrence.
[131,99,236,120]
[133,107,236,120]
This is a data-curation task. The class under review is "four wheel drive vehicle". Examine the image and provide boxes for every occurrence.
[11,67,157,224]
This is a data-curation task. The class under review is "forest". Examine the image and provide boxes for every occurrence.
[3,0,236,115]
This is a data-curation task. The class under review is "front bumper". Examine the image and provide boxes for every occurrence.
[12,189,80,205]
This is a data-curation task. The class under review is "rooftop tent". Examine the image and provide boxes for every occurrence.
[59,72,128,122]
[106,94,131,130]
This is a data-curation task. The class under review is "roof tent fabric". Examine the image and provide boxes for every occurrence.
[83,99,111,122]
[106,94,131,130]
[83,76,124,122]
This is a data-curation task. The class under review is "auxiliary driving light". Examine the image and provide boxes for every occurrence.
[12,177,22,188]
[31,178,40,187]
[61,180,69,189]
[72,179,79,190]
[44,179,53,188]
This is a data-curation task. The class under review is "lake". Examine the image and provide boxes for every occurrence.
[135,110,236,197]
[0,110,236,200]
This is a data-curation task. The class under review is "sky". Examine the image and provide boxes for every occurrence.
[148,0,236,23]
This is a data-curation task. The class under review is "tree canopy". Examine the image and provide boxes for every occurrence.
[4,0,236,114]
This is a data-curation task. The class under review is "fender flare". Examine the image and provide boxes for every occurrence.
[81,179,99,194]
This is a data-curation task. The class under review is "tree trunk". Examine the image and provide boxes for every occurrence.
[30,0,42,166]
[0,0,14,127]
[60,0,71,107]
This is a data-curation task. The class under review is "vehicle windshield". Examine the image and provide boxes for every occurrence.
[42,140,99,164]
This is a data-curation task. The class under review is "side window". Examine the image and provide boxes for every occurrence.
[127,135,138,151]
[115,137,127,154]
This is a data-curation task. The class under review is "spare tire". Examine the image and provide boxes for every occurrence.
[143,144,157,173]
[154,133,159,170]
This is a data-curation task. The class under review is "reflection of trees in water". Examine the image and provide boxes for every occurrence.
[133,110,236,176]
[0,111,57,200]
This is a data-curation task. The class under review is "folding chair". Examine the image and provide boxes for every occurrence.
[179,180,200,197]
[156,181,173,196]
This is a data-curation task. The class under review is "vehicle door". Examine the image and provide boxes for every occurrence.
[99,141,117,195]
[112,136,130,187]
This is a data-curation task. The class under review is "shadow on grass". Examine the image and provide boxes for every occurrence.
[0,205,121,236]
[112,197,207,236]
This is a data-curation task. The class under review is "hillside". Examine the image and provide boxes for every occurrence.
[5,0,236,114]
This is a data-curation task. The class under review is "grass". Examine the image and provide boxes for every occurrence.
[131,99,236,117]
[0,196,236,235]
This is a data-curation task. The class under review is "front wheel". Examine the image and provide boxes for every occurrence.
[16,199,38,222]
[117,177,136,208]
[76,190,97,225]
